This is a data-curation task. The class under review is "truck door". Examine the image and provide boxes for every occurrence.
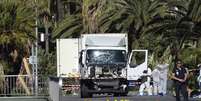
[127,50,148,81]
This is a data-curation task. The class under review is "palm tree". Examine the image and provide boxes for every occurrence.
[0,0,35,74]
[52,0,172,67]
[52,0,115,39]
[103,0,201,67]
[37,0,52,54]
[158,0,201,64]
[52,0,82,38]
[98,0,169,50]
[51,0,201,68]
[145,0,201,68]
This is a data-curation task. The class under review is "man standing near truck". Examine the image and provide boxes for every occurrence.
[152,67,160,95]
[157,59,169,96]
[171,60,188,101]
[139,68,152,96]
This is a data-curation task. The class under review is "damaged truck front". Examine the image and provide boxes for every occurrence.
[56,33,148,98]
[79,34,129,98]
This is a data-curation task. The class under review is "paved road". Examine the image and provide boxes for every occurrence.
[0,96,48,101]
[61,95,200,101]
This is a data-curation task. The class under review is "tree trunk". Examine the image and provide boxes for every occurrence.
[45,24,49,54]
[0,62,4,90]
[198,38,201,47]
[57,0,64,21]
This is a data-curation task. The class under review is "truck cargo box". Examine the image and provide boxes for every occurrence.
[56,39,80,77]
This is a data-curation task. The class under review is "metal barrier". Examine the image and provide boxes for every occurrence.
[38,76,49,96]
[0,75,81,97]
[48,76,80,99]
[0,75,48,96]
[49,76,62,101]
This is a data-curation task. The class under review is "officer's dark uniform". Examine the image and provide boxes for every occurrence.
[172,66,188,101]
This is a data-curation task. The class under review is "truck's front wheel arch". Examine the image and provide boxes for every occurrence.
[80,81,92,98]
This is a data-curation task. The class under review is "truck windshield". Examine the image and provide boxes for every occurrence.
[86,50,126,65]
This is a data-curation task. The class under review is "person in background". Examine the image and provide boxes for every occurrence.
[197,64,201,92]
[152,67,160,96]
[171,60,188,101]
[157,59,169,96]
[139,68,152,96]
[196,63,201,98]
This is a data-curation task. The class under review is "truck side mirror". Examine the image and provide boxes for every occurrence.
[80,50,85,66]
[129,63,137,68]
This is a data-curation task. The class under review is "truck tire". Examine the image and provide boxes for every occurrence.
[80,84,92,98]
[120,88,128,96]
[120,92,128,96]
[113,93,120,97]
[114,92,127,97]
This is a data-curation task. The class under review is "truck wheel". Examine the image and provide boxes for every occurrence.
[114,93,127,97]
[120,92,128,96]
[80,84,92,98]
[120,90,128,96]
[113,93,120,97]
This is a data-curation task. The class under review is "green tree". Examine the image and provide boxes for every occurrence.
[52,0,115,39]
[38,48,56,77]
[34,0,58,76]
[98,0,169,50]
[136,0,201,67]
[51,0,201,69]
[0,0,35,74]
[37,0,52,54]
[157,0,201,65]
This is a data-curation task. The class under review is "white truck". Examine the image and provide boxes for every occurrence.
[56,33,148,98]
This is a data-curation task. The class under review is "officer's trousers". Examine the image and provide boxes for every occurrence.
[175,82,188,101]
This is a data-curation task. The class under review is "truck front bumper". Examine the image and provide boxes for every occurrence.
[80,78,128,94]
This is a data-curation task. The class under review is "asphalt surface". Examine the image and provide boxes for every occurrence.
[0,96,48,101]
[61,95,200,101]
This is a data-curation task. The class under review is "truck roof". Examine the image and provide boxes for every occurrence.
[85,47,127,50]
[81,33,128,51]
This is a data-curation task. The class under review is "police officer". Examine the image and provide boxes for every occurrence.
[172,60,188,101]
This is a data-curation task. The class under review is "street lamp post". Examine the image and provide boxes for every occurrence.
[34,0,38,96]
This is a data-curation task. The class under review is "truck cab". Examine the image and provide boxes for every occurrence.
[79,34,128,98]
[56,33,148,98]
[79,34,148,98]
